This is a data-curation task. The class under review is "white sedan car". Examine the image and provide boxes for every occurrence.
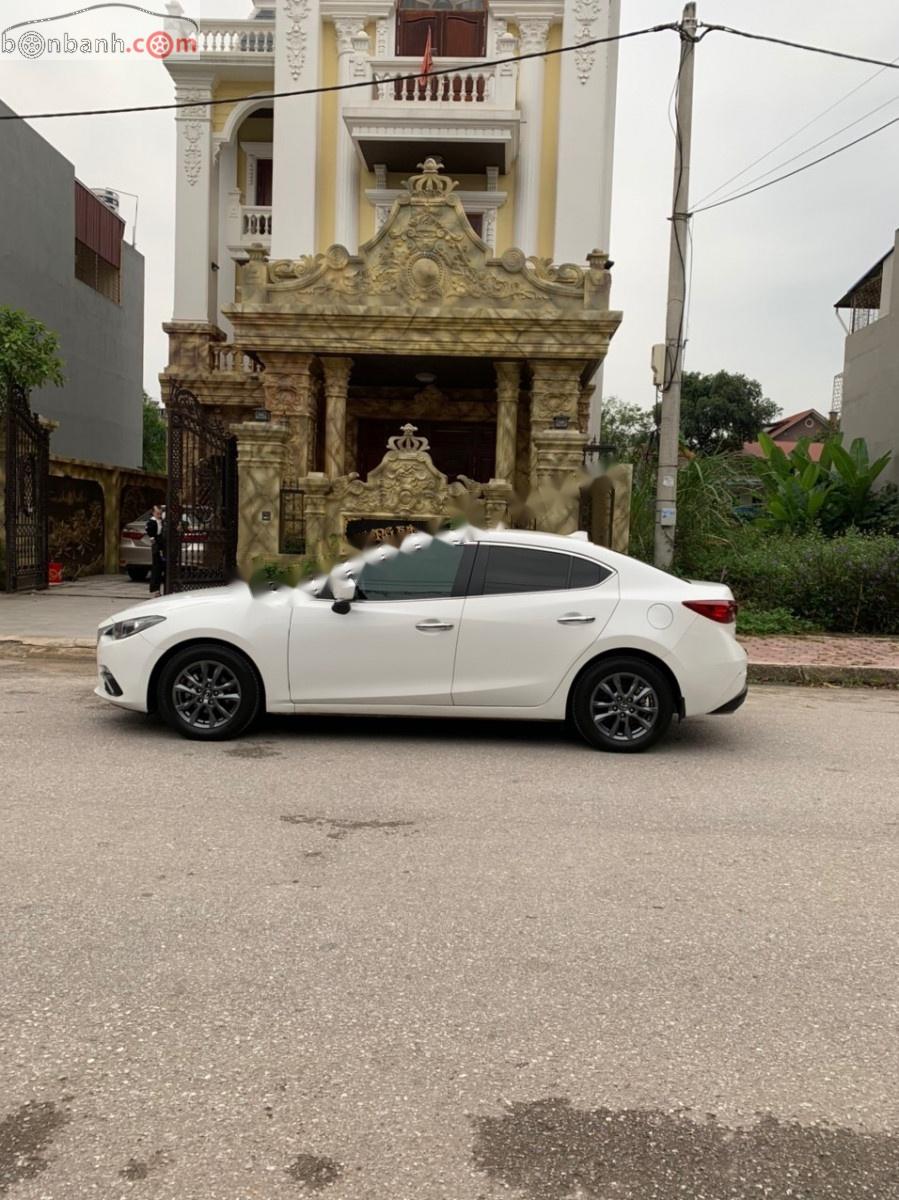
[95,527,747,753]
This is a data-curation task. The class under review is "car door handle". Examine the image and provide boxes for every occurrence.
[415,620,455,632]
[557,614,596,624]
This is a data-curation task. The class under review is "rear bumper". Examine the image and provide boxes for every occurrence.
[710,684,748,715]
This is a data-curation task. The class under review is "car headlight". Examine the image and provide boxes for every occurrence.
[105,615,166,641]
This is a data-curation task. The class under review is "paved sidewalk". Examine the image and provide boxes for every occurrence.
[0,575,146,643]
[1,578,897,684]
[739,635,899,668]
[739,634,899,686]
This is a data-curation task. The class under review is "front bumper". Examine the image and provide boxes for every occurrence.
[95,632,155,711]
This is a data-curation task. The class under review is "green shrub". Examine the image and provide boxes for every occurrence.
[736,607,820,637]
[685,527,899,634]
[628,450,755,566]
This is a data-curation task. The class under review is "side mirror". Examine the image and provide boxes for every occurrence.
[329,566,357,614]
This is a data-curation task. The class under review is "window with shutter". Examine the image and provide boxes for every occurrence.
[396,0,486,56]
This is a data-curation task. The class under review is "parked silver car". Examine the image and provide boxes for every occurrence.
[119,509,209,582]
[119,510,155,581]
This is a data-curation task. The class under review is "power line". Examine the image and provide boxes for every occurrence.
[700,23,899,72]
[702,89,899,208]
[0,22,678,121]
[692,110,899,213]
[693,51,899,207]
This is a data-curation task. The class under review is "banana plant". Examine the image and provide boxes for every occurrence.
[753,432,834,532]
[820,435,892,531]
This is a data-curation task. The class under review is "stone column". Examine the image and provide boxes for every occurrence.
[494,361,520,483]
[529,360,583,477]
[606,461,633,553]
[514,18,551,253]
[173,76,215,322]
[302,472,334,567]
[261,354,316,481]
[271,0,321,257]
[484,478,515,528]
[553,0,621,264]
[332,20,369,250]
[528,428,587,534]
[232,421,290,570]
[216,137,240,340]
[322,356,352,479]
[527,361,587,534]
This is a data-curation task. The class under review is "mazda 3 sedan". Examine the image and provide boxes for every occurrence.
[95,527,747,752]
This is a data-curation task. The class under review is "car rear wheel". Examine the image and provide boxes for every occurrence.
[570,656,674,753]
[157,644,261,741]
[126,566,150,582]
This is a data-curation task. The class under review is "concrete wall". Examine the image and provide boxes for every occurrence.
[840,231,899,489]
[0,99,145,468]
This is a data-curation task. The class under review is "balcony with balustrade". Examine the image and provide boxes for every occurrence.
[163,8,274,79]
[345,49,520,174]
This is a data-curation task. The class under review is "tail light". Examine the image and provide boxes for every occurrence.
[683,599,738,624]
[181,532,207,543]
[121,529,144,541]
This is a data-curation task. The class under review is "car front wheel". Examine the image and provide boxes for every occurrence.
[570,656,674,753]
[157,644,261,741]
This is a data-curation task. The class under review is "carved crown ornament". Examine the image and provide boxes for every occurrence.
[233,162,616,322]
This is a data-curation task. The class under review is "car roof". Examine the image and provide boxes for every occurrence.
[471,526,629,566]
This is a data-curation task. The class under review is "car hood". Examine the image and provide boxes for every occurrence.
[99,584,246,629]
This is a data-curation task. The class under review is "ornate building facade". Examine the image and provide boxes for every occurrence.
[160,0,623,564]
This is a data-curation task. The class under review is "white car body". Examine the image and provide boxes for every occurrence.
[95,528,747,746]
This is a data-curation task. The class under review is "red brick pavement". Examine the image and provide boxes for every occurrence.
[739,635,899,667]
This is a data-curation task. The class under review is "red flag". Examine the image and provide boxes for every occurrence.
[419,26,433,93]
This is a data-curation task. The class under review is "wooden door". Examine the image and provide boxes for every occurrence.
[443,12,484,56]
[255,159,273,207]
[396,9,485,56]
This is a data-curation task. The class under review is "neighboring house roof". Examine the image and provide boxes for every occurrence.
[834,248,892,309]
[743,439,825,462]
[764,409,830,440]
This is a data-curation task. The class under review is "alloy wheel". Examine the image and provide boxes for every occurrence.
[172,660,243,731]
[590,672,660,744]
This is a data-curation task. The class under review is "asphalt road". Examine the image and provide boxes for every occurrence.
[2,661,899,1199]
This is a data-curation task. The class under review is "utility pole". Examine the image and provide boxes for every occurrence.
[654,2,697,570]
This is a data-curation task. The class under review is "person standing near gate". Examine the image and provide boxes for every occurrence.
[146,504,166,597]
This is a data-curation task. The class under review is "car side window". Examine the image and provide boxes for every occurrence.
[355,538,465,601]
[479,547,570,594]
[569,556,610,589]
[475,546,611,595]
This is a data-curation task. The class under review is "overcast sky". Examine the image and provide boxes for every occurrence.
[2,0,898,418]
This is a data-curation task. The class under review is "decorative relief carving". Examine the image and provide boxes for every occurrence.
[517,17,550,55]
[265,160,591,311]
[328,423,457,520]
[283,0,310,80]
[388,423,429,453]
[333,17,359,55]
[572,0,601,83]
[177,89,209,186]
[375,16,388,56]
[351,30,370,77]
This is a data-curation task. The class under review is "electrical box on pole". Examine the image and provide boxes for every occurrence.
[651,344,667,388]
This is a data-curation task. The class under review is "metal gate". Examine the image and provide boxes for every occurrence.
[2,377,50,593]
[165,384,238,592]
